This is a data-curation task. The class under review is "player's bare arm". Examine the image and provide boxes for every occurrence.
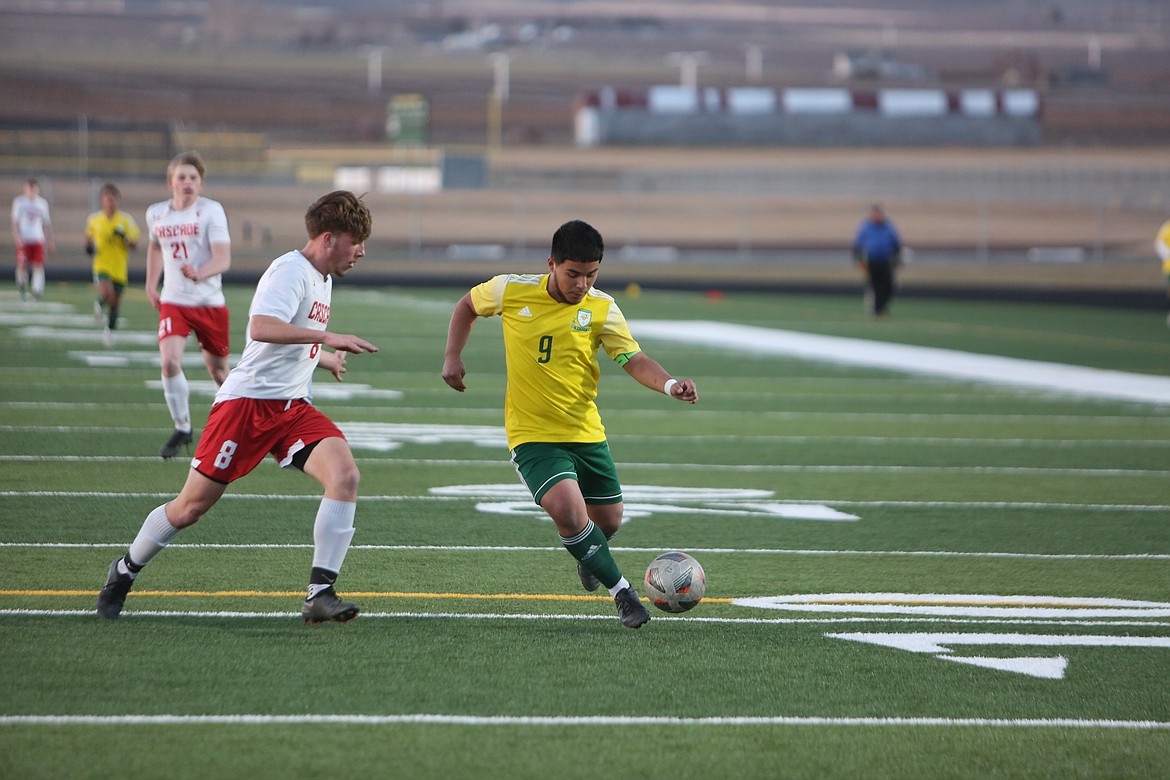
[441,293,479,392]
[622,351,698,404]
[144,240,164,308]
[179,241,231,282]
[248,315,378,354]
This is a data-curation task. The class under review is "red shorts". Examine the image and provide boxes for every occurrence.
[17,243,45,266]
[191,398,346,484]
[158,303,230,357]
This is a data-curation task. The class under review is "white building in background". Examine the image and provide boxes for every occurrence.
[573,86,1042,147]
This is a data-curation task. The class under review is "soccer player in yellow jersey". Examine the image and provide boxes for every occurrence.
[1157,218,1170,327]
[443,219,698,628]
[85,183,141,346]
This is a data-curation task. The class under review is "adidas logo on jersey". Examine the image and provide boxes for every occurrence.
[517,306,533,318]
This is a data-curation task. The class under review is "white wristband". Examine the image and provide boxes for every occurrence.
[663,379,678,396]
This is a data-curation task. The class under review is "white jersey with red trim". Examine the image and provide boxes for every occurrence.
[146,195,230,307]
[216,250,332,403]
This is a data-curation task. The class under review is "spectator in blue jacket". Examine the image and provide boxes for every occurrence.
[852,204,902,317]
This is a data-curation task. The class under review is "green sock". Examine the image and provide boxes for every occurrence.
[560,520,622,589]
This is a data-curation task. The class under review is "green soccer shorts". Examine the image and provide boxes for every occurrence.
[510,441,623,506]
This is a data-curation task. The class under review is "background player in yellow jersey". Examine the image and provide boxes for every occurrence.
[442,219,698,629]
[1156,217,1170,327]
[85,183,141,346]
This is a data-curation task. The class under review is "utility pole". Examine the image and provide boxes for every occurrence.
[487,52,510,152]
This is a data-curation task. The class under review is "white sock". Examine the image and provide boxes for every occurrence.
[607,577,631,597]
[31,266,44,298]
[128,504,181,568]
[161,373,191,432]
[311,498,356,574]
[16,267,28,290]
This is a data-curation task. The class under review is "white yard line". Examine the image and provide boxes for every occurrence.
[1,491,1167,514]
[1,712,1165,729]
[2,609,1168,631]
[2,425,1169,448]
[0,454,1164,477]
[3,400,1167,426]
[2,541,1166,560]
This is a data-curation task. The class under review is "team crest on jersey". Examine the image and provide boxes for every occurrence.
[572,308,592,332]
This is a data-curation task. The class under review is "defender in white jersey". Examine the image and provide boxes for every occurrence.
[98,191,378,625]
[215,250,333,402]
[144,151,233,460]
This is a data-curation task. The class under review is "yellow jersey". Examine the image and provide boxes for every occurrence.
[85,209,141,285]
[469,273,641,448]
[1157,219,1170,277]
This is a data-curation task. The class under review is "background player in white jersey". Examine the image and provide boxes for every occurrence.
[442,219,698,629]
[11,177,55,301]
[145,151,233,459]
[98,190,378,624]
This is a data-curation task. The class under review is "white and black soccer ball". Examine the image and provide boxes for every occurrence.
[643,551,705,613]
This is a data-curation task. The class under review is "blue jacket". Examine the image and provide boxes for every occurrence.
[853,219,901,265]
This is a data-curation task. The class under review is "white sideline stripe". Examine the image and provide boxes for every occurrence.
[3,610,1168,630]
[630,320,1170,406]
[2,542,1167,561]
[0,713,1166,729]
[2,492,1167,516]
[2,425,1169,448]
[0,455,1163,477]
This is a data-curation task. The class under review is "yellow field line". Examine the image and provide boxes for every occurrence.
[0,589,734,604]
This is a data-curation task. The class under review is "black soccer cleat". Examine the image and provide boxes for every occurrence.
[613,586,650,629]
[577,561,601,593]
[302,587,360,625]
[96,557,135,620]
[159,429,193,460]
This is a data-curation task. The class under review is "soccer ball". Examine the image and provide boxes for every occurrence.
[643,551,705,613]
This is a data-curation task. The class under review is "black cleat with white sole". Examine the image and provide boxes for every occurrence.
[159,429,193,460]
[577,561,601,592]
[613,586,650,629]
[302,587,360,625]
[96,557,136,620]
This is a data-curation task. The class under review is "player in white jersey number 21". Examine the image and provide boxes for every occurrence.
[145,151,233,460]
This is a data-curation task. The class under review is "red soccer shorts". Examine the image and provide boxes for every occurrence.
[17,243,45,266]
[191,398,346,484]
[158,303,231,357]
